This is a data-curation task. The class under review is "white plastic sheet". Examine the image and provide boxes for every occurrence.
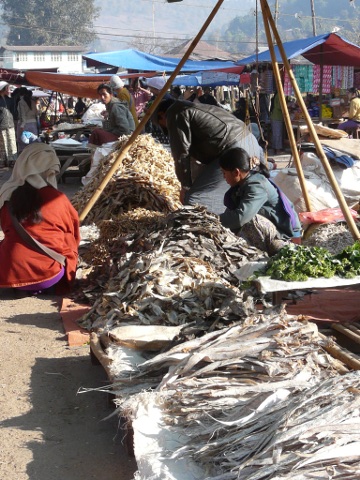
[235,261,360,293]
[81,142,116,186]
[131,394,206,480]
[272,157,360,213]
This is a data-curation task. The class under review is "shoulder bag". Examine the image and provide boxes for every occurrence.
[9,211,66,266]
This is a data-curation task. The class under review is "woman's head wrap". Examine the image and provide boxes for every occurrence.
[0,142,60,209]
[110,75,125,89]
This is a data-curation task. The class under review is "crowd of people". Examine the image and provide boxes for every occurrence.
[0,74,310,295]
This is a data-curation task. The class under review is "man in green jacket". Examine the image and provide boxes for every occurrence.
[89,84,135,146]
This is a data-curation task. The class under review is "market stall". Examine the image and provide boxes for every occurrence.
[73,134,360,480]
[67,1,360,478]
[238,32,360,123]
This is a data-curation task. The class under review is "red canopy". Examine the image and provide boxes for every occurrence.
[239,33,360,68]
[302,33,360,67]
[24,71,158,98]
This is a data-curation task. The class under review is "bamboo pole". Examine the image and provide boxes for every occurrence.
[319,333,360,371]
[79,0,226,223]
[331,323,360,346]
[261,5,312,212]
[260,0,360,242]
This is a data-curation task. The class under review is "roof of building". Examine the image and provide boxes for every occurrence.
[165,39,237,61]
[1,45,85,52]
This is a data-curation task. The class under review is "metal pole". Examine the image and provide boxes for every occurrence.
[274,0,279,27]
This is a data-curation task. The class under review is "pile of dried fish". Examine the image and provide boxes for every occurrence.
[303,222,358,254]
[78,206,264,330]
[72,134,181,224]
[166,371,360,479]
[80,208,166,267]
[110,313,342,408]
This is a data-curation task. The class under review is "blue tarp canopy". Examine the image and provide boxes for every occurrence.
[173,74,202,86]
[237,33,360,67]
[173,71,241,87]
[83,48,237,72]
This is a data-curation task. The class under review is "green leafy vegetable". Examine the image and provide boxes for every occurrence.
[333,241,360,278]
[264,245,337,281]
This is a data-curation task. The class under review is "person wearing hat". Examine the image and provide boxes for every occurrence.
[0,81,17,168]
[146,76,173,100]
[0,142,80,294]
[109,75,138,127]
[143,76,173,142]
[88,83,135,146]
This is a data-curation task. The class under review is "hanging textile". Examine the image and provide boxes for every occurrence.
[332,66,354,90]
[313,65,332,93]
[293,65,313,93]
[354,71,360,89]
[342,66,354,90]
[259,70,274,93]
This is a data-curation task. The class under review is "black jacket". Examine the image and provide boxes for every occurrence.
[166,100,262,186]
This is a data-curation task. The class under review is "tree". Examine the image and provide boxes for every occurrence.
[0,0,100,46]
[128,35,180,55]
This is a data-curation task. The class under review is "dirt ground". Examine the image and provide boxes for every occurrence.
[0,168,137,480]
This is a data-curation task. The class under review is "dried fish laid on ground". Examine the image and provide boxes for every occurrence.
[91,312,343,409]
[165,371,360,480]
[80,250,247,332]
[303,222,359,255]
[77,206,264,330]
[71,134,181,224]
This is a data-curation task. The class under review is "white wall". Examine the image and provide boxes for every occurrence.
[3,50,84,73]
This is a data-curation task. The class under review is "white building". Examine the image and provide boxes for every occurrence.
[0,45,85,73]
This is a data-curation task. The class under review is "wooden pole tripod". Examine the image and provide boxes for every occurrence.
[260,0,360,241]
[261,2,312,212]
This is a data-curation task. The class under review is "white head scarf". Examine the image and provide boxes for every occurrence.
[0,142,60,209]
[0,81,9,91]
[110,75,124,89]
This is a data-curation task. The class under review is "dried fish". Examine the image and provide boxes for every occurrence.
[165,372,360,479]
[303,222,359,254]
[72,134,181,225]
[77,206,264,330]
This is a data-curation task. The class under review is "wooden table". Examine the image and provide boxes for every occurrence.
[53,146,92,183]
[292,118,343,142]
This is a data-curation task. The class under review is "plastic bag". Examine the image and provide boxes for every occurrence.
[21,131,39,144]
[299,207,358,225]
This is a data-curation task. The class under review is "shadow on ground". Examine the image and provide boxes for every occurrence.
[0,355,137,480]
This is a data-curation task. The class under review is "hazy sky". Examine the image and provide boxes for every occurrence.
[95,0,256,50]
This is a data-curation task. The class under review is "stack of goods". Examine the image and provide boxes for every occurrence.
[303,222,357,254]
[78,206,264,329]
[82,312,360,480]
[72,134,182,225]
